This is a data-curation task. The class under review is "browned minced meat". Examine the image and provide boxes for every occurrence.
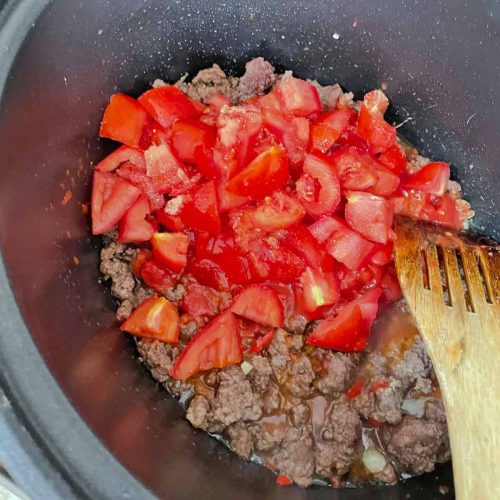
[99,59,453,488]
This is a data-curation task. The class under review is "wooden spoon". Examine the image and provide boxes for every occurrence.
[394,216,500,500]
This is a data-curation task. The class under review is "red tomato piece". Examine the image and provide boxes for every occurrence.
[131,248,152,277]
[171,119,216,166]
[392,191,428,219]
[310,108,354,153]
[343,288,382,331]
[118,195,155,243]
[296,154,341,217]
[180,283,221,321]
[95,145,146,172]
[368,164,400,197]
[217,183,249,212]
[144,144,192,195]
[231,285,284,327]
[404,162,450,196]
[380,265,403,303]
[306,304,365,351]
[209,93,231,114]
[281,224,325,269]
[325,227,375,270]
[116,163,165,210]
[138,85,201,128]
[250,330,275,354]
[308,215,347,244]
[356,90,396,154]
[150,232,188,273]
[99,93,152,149]
[248,191,305,231]
[226,146,289,200]
[275,77,321,118]
[121,296,179,343]
[370,242,394,266]
[91,171,141,235]
[299,267,340,313]
[344,191,394,244]
[378,143,408,175]
[171,311,242,380]
[140,259,177,293]
[330,147,378,191]
[276,475,293,487]
[346,377,365,399]
[156,209,185,232]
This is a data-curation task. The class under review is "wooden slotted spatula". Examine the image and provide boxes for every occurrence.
[394,216,500,500]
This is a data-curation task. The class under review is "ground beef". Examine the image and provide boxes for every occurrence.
[228,424,253,459]
[186,395,210,430]
[261,384,281,414]
[392,337,432,392]
[309,80,344,110]
[267,329,290,381]
[100,241,136,301]
[247,355,273,392]
[248,418,287,452]
[285,356,315,398]
[237,57,276,101]
[315,351,358,395]
[372,380,403,424]
[289,403,310,428]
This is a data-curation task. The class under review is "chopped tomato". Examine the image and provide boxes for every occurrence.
[276,474,293,487]
[217,183,249,212]
[299,267,340,313]
[156,209,185,232]
[150,232,188,273]
[393,191,428,219]
[91,171,141,235]
[422,194,461,229]
[275,77,321,118]
[306,304,365,351]
[370,242,394,266]
[370,380,390,392]
[140,259,177,293]
[378,143,407,175]
[250,330,275,354]
[138,85,201,128]
[176,181,221,236]
[226,146,289,200]
[343,288,382,331]
[308,215,347,244]
[144,144,191,195]
[231,285,284,327]
[121,296,179,342]
[325,227,375,270]
[99,93,152,149]
[281,224,325,269]
[346,377,365,399]
[296,154,341,217]
[187,259,230,290]
[368,164,400,197]
[131,248,152,277]
[380,266,403,303]
[116,163,165,210]
[95,145,146,172]
[330,147,377,191]
[171,119,216,166]
[344,191,394,244]
[118,195,155,243]
[310,108,354,153]
[171,311,242,380]
[180,283,220,321]
[404,162,450,196]
[208,93,231,114]
[356,90,396,154]
[248,191,305,231]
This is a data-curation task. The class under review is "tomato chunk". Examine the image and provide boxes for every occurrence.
[140,259,177,293]
[138,85,201,128]
[131,248,152,277]
[250,330,275,354]
[300,267,340,313]
[226,146,289,200]
[281,224,325,269]
[91,171,141,235]
[356,90,396,154]
[171,312,242,380]
[275,77,321,118]
[121,296,179,343]
[378,143,407,175]
[310,108,354,153]
[116,163,165,210]
[95,145,146,172]
[248,191,305,231]
[306,304,365,351]
[171,119,216,166]
[343,288,382,331]
[150,232,188,273]
[231,285,284,327]
[296,154,341,217]
[99,94,152,149]
[344,191,394,244]
[368,164,400,197]
[330,148,377,191]
[325,227,375,270]
[118,195,155,243]
[180,283,221,321]
[308,215,347,244]
[404,162,450,196]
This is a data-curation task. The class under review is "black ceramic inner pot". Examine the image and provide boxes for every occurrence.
[0,1,498,499]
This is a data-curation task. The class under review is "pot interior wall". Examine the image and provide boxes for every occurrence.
[1,0,498,498]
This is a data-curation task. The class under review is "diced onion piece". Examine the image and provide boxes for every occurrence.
[401,397,431,418]
[363,447,387,474]
[241,361,254,375]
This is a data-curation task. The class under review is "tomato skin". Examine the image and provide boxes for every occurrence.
[325,227,375,271]
[231,285,284,327]
[281,224,325,269]
[140,260,177,293]
[378,143,408,175]
[404,162,450,196]
[150,232,189,273]
[99,93,152,149]
[346,377,365,399]
[171,119,216,168]
[118,195,156,243]
[250,330,275,354]
[248,191,305,231]
[138,85,201,128]
[226,146,289,200]
[171,311,242,380]
[344,191,394,244]
[96,145,146,172]
[310,108,354,153]
[91,171,141,235]
[296,154,341,217]
[276,475,293,487]
[275,77,321,118]
[306,304,365,351]
[299,267,340,313]
[121,296,179,343]
[380,265,403,303]
[421,194,461,229]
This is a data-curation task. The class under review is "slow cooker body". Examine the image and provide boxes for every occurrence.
[0,1,498,498]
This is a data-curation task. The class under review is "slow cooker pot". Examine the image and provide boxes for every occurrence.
[0,1,498,498]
